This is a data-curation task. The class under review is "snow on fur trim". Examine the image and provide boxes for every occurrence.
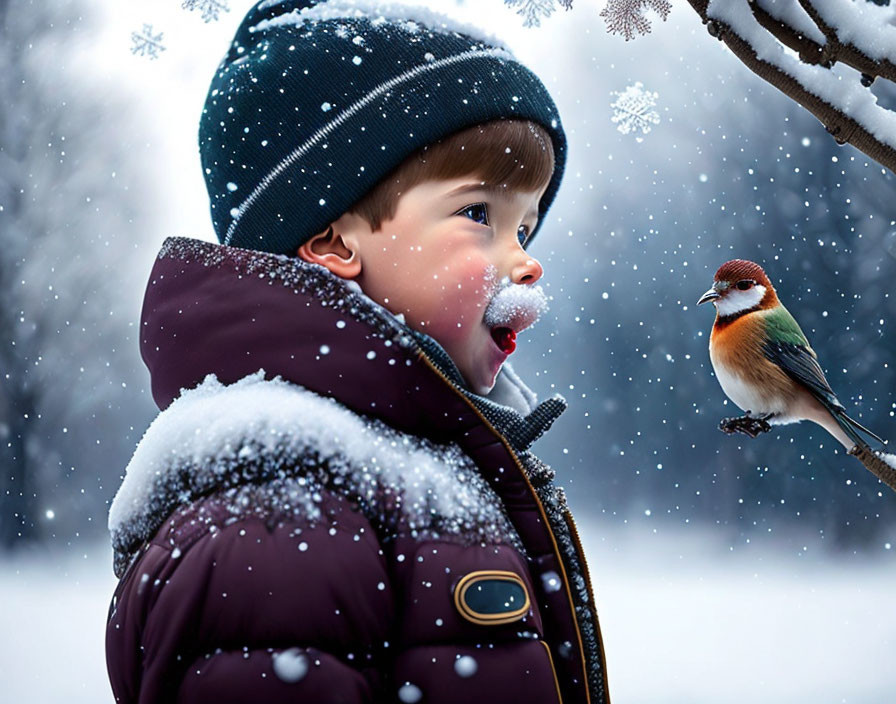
[109,371,521,576]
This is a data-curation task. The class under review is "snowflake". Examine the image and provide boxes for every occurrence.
[182,0,231,23]
[503,0,572,28]
[130,24,166,60]
[599,0,671,41]
[610,82,660,136]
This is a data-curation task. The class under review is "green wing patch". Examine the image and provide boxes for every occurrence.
[760,306,810,347]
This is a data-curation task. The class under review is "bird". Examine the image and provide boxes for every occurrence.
[697,258,896,491]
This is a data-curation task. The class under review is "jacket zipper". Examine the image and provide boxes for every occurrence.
[416,350,596,704]
[563,509,612,704]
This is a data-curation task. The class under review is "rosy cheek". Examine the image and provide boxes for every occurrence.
[423,262,491,344]
[454,261,495,316]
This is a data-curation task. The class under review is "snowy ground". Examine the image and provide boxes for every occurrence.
[579,522,896,704]
[2,523,894,703]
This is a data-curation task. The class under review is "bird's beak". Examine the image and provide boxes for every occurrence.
[697,287,721,306]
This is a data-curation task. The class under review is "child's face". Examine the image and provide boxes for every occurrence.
[351,177,547,395]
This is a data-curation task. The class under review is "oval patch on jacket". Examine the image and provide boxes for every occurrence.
[453,570,531,625]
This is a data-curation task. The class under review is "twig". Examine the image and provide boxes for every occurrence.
[849,445,896,494]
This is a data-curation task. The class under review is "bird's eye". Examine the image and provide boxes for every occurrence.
[456,202,489,227]
[736,280,754,291]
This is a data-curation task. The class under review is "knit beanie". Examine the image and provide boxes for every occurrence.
[199,0,567,255]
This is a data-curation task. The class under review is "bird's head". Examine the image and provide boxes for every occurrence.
[697,259,778,316]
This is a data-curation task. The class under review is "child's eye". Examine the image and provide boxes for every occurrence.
[517,225,530,247]
[456,202,489,226]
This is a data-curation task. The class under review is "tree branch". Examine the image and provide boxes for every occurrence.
[686,0,896,174]
[791,0,896,81]
[849,445,896,494]
[749,1,826,67]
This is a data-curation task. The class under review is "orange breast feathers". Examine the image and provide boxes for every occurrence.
[710,312,796,400]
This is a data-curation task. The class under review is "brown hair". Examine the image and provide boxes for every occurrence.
[348,119,555,231]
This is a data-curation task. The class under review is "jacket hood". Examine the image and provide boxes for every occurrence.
[140,236,565,448]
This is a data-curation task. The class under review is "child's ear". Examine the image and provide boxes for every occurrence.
[296,221,362,279]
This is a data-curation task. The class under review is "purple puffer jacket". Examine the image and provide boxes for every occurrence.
[106,237,610,704]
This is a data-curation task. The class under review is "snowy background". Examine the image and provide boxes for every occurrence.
[1,0,895,700]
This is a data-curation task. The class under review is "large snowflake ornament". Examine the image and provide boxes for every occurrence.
[182,0,231,23]
[503,0,573,28]
[130,24,166,60]
[610,82,660,136]
[599,0,671,40]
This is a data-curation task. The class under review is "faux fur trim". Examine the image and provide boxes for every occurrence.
[109,372,521,577]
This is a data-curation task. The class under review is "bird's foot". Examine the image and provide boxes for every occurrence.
[719,414,772,438]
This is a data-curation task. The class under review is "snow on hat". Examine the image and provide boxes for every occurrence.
[199,0,567,255]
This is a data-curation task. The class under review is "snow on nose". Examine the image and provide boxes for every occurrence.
[484,279,548,334]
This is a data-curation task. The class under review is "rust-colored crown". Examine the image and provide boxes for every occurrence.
[714,259,773,288]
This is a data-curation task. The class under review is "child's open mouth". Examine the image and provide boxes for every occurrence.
[490,326,516,355]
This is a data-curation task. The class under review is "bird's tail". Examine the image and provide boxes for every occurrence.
[832,409,885,447]
[830,410,896,492]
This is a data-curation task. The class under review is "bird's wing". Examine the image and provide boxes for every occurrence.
[760,307,885,446]
[761,340,844,412]
[759,304,844,410]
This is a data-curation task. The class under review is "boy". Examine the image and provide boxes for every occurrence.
[105,1,609,702]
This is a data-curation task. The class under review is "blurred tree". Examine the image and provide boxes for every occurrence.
[0,0,152,548]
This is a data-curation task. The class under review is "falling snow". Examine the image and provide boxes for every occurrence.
[454,654,478,677]
[271,648,309,683]
[398,682,423,703]
[5,2,896,701]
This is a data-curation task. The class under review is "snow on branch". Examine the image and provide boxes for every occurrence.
[750,0,896,82]
[689,0,896,172]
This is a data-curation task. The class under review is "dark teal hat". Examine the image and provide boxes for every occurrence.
[199,0,567,255]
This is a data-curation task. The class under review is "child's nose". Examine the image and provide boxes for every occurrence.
[509,251,543,285]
